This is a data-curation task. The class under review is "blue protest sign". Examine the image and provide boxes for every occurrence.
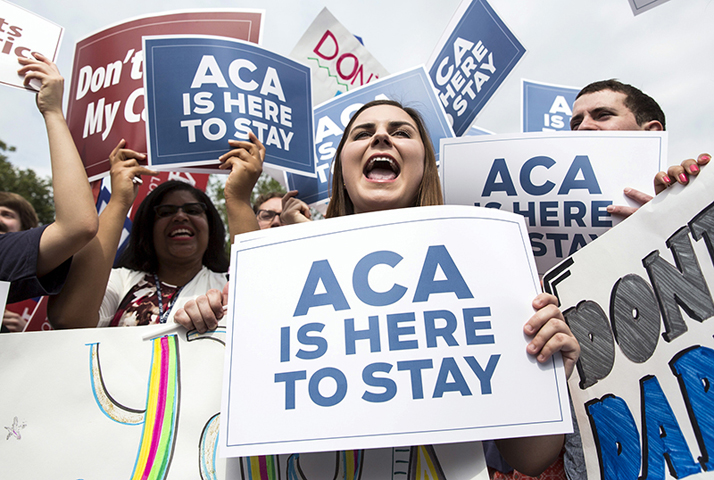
[427,0,525,136]
[522,79,579,133]
[286,66,453,209]
[143,35,315,176]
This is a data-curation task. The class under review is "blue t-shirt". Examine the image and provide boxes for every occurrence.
[0,225,71,304]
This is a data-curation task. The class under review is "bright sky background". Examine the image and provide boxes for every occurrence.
[2,0,713,184]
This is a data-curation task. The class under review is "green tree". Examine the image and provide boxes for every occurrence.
[0,141,55,225]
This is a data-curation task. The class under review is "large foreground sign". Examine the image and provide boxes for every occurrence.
[222,205,571,457]
[543,166,714,479]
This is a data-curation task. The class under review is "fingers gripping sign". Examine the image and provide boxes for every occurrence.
[655,153,711,194]
[173,282,229,334]
[221,131,266,205]
[524,293,580,379]
[108,140,158,208]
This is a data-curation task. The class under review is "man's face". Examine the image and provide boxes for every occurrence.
[0,206,22,233]
[256,197,283,229]
[571,90,651,131]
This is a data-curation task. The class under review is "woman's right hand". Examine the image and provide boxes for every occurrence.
[221,131,266,205]
[108,139,157,208]
[173,282,228,333]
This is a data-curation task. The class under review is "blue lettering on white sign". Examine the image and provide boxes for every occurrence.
[276,245,497,409]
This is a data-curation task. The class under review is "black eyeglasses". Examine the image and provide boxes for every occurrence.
[154,202,207,218]
[256,209,281,222]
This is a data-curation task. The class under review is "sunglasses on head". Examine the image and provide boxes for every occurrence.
[154,202,207,218]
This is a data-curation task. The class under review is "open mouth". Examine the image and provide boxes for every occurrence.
[364,156,400,181]
[168,227,195,239]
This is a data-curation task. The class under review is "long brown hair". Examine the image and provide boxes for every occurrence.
[325,100,443,218]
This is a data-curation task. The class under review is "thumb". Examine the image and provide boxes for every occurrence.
[222,281,230,306]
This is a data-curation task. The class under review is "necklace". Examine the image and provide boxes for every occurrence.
[153,274,185,324]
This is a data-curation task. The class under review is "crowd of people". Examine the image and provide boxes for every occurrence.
[1,54,710,479]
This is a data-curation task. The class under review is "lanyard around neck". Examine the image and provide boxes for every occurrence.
[154,274,185,324]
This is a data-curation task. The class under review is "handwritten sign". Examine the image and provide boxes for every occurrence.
[543,163,714,480]
[440,131,667,274]
[221,205,571,457]
[290,7,388,105]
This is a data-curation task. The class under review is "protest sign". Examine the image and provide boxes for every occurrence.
[629,0,672,15]
[440,131,667,274]
[0,326,228,478]
[66,10,264,181]
[521,79,579,133]
[0,0,62,91]
[143,35,315,176]
[426,0,525,137]
[221,205,571,457]
[0,319,489,479]
[286,66,454,211]
[542,162,714,480]
[290,7,388,106]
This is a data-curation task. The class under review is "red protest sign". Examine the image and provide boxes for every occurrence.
[66,10,264,181]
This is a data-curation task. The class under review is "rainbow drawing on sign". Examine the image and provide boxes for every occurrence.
[88,335,180,480]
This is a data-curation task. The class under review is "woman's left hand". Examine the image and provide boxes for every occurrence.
[524,293,580,379]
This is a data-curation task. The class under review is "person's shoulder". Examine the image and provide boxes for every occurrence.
[108,267,148,289]
[199,266,228,286]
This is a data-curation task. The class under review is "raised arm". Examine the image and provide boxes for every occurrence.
[17,53,98,277]
[48,141,156,328]
[220,132,265,241]
[495,293,579,476]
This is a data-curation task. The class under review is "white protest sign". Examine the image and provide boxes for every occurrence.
[0,0,62,91]
[628,0,672,15]
[0,303,487,479]
[440,131,667,274]
[221,205,571,457]
[543,166,714,480]
[290,7,389,106]
[0,326,228,478]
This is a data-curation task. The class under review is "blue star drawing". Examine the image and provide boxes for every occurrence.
[5,417,26,440]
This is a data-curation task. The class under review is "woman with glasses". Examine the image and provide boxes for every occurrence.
[49,134,265,329]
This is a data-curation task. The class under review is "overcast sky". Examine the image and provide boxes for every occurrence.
[2,0,713,181]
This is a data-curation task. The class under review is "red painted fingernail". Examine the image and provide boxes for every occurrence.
[679,173,688,183]
[691,164,700,173]
[702,154,711,162]
[663,175,671,184]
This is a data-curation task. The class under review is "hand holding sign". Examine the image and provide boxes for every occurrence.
[654,152,711,194]
[219,131,265,238]
[17,53,63,115]
[525,292,579,379]
[108,140,158,209]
